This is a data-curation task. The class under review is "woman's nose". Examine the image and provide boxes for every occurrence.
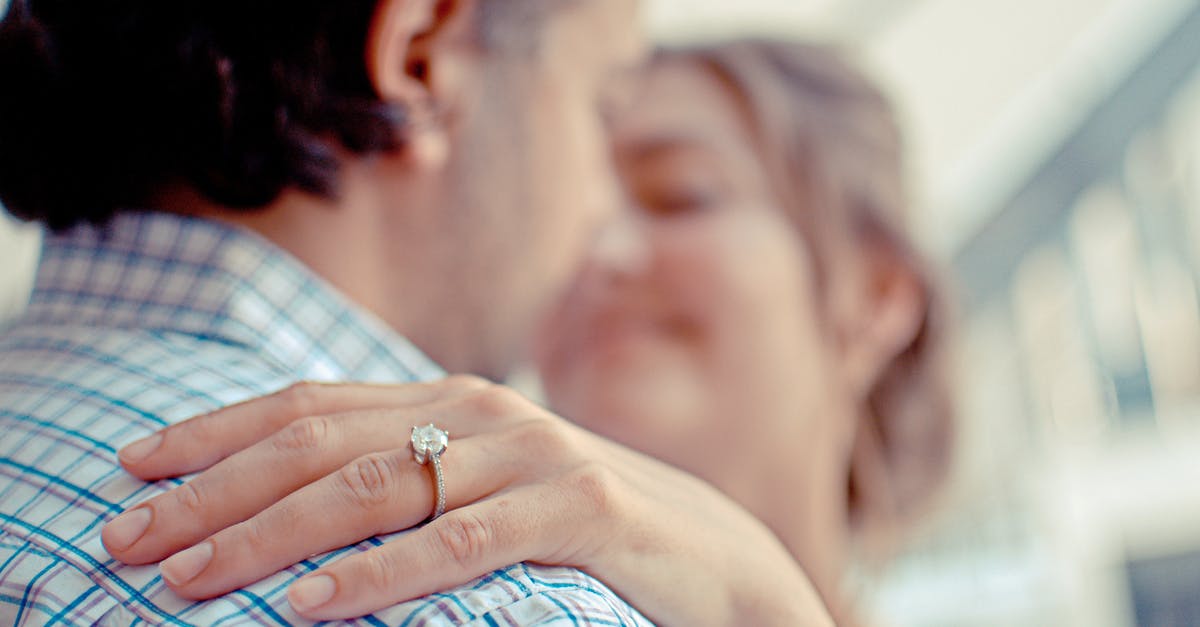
[587,210,651,280]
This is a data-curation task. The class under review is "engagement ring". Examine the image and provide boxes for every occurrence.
[411,424,449,520]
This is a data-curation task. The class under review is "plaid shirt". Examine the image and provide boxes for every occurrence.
[0,212,650,626]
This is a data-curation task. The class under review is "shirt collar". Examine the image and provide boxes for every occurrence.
[26,211,444,383]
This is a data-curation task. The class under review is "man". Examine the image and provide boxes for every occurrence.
[0,0,647,623]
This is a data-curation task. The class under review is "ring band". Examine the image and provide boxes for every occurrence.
[411,424,449,521]
[429,452,446,519]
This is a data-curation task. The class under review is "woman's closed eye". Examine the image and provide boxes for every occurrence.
[633,160,734,217]
[621,142,739,218]
[640,182,723,216]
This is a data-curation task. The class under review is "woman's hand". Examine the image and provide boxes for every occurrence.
[101,377,831,625]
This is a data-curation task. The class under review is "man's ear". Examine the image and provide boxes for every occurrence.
[366,0,479,170]
[838,243,927,398]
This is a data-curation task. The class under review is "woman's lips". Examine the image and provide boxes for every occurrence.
[572,312,702,360]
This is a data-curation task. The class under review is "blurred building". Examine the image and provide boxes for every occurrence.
[886,4,1200,627]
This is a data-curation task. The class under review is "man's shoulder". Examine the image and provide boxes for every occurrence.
[0,320,294,420]
[0,324,651,626]
[363,562,652,626]
[0,321,293,625]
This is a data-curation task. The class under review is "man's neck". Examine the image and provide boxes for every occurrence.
[153,168,482,374]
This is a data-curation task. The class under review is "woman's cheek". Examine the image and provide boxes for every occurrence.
[697,209,809,314]
[653,215,738,322]
[696,210,821,376]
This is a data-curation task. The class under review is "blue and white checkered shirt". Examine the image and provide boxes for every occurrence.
[0,212,650,626]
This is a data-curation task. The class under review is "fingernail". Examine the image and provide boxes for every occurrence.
[161,541,213,586]
[119,434,163,464]
[103,508,152,552]
[289,575,337,612]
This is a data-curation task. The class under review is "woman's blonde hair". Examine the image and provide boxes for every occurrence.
[661,40,955,539]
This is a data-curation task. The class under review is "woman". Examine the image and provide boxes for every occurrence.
[536,40,954,618]
[105,40,953,625]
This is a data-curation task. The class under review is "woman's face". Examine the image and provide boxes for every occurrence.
[535,59,852,499]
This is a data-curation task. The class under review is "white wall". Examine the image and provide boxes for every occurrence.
[0,214,38,322]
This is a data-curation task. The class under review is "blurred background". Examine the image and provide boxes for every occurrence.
[649,1,1200,626]
[4,0,1200,624]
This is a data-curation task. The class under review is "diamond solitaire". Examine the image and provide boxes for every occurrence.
[411,424,448,465]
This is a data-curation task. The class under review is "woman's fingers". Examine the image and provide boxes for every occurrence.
[158,437,520,601]
[104,385,553,567]
[102,379,594,615]
[102,403,481,565]
[118,377,492,480]
[286,486,565,621]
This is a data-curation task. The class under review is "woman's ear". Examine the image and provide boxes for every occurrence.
[838,242,927,398]
[366,0,479,171]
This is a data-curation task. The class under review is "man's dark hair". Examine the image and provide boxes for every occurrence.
[0,0,567,231]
